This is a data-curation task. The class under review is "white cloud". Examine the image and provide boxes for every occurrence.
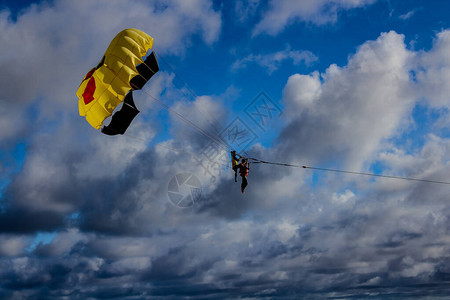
[34,228,88,256]
[377,134,450,187]
[414,30,450,107]
[232,47,318,74]
[281,31,414,170]
[253,0,376,36]
[0,0,224,223]
[283,71,322,109]
[332,189,355,204]
[0,234,30,256]
[0,0,222,145]
[1,1,450,298]
[398,8,421,20]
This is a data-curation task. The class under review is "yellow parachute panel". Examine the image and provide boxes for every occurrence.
[76,28,159,135]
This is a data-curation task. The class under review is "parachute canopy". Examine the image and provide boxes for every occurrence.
[76,28,159,135]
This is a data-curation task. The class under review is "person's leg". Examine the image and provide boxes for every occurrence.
[241,177,248,193]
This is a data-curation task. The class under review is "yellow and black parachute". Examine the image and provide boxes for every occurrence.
[76,28,159,135]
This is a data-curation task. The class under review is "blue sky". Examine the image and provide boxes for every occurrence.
[0,0,450,299]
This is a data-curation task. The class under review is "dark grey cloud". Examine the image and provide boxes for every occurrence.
[0,209,64,233]
[1,1,450,299]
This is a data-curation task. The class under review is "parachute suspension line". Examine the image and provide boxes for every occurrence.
[156,53,223,134]
[249,158,450,186]
[99,61,230,153]
[154,53,251,157]
[132,82,231,153]
[131,63,242,156]
[156,54,200,102]
[122,101,139,110]
[106,51,246,161]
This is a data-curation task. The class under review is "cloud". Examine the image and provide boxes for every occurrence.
[413,30,450,107]
[280,31,414,170]
[253,0,377,36]
[0,234,30,256]
[398,7,421,20]
[1,1,450,298]
[0,0,222,146]
[0,0,223,230]
[231,47,318,74]
[170,94,228,150]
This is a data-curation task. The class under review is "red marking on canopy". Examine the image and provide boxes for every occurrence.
[82,76,96,105]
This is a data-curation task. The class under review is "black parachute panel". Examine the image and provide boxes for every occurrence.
[101,92,140,135]
[130,52,160,90]
[102,51,159,135]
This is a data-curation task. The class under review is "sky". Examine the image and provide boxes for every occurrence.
[0,0,450,299]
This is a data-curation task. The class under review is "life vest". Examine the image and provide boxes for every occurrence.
[239,163,249,176]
